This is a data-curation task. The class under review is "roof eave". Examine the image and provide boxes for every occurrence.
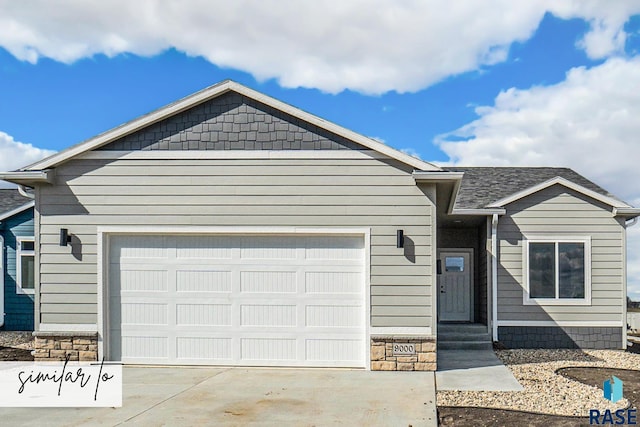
[450,208,506,216]
[0,170,55,186]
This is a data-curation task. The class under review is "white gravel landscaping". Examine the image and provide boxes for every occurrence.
[437,349,639,416]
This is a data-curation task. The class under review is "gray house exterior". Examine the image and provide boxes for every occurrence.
[1,81,637,369]
[0,189,35,331]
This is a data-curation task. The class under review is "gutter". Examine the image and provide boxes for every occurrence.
[491,214,499,341]
[0,170,54,186]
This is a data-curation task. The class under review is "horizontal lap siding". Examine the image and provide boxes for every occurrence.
[497,185,624,322]
[38,158,434,328]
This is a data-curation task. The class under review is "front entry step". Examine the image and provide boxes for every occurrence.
[438,341,493,350]
[437,323,493,351]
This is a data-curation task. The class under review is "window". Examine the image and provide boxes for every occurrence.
[524,236,590,305]
[445,256,465,272]
[16,237,35,294]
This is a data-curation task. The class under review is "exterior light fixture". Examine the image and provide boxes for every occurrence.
[59,228,71,246]
[396,229,404,248]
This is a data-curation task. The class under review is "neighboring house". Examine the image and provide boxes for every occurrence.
[0,189,35,331]
[1,80,638,369]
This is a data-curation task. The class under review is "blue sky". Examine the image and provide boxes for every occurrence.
[1,2,640,299]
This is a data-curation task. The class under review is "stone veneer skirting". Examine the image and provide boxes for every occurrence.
[370,336,436,371]
[33,331,98,362]
[498,326,623,349]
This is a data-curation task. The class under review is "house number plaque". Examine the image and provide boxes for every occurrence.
[392,343,416,356]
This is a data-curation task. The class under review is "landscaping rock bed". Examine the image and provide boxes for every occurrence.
[0,331,34,361]
[437,349,639,416]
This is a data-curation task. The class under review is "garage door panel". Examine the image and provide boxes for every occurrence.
[176,303,232,326]
[176,235,234,259]
[306,339,363,362]
[176,270,232,293]
[241,338,297,360]
[240,236,297,259]
[306,305,363,327]
[121,303,168,325]
[121,336,168,359]
[111,235,169,258]
[176,337,233,360]
[305,271,363,294]
[240,271,297,293]
[110,234,365,367]
[240,305,297,327]
[118,269,168,292]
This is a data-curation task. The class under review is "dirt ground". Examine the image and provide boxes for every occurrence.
[438,365,639,426]
[0,346,33,361]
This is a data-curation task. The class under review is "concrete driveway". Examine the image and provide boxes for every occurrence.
[2,367,436,426]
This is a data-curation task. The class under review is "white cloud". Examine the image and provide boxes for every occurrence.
[0,1,638,94]
[437,56,640,300]
[0,131,55,187]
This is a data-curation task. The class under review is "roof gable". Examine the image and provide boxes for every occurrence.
[98,90,367,152]
[487,176,631,209]
[444,167,627,210]
[23,80,440,172]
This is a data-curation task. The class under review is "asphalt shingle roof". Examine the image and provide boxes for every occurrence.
[443,167,621,210]
[0,189,32,216]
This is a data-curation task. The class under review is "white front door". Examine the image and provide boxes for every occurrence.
[108,234,366,367]
[438,251,472,322]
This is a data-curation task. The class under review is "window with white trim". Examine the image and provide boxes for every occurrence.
[16,237,35,294]
[524,236,591,305]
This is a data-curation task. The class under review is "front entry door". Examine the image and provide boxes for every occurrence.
[438,251,472,322]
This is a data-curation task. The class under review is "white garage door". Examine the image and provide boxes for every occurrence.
[108,234,366,367]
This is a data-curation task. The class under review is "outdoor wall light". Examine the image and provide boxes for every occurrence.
[396,229,404,248]
[59,228,71,247]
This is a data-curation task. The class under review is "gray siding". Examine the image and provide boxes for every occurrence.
[37,157,434,328]
[497,185,624,322]
[99,92,364,151]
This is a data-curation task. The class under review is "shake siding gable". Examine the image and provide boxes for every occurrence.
[36,101,435,330]
[497,184,624,322]
[99,92,365,152]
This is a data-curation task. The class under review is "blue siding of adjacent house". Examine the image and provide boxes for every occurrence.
[2,208,34,330]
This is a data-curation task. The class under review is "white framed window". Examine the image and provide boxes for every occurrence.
[16,236,35,295]
[523,235,591,306]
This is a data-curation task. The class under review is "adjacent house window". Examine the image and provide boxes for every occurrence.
[16,237,35,294]
[524,236,591,305]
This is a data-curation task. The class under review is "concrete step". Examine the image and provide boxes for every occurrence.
[437,341,494,351]
[438,323,488,333]
[438,332,492,342]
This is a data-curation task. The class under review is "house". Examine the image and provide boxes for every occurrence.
[0,189,35,331]
[1,80,637,369]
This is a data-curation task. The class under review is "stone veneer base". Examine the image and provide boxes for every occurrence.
[33,331,98,362]
[498,326,623,349]
[370,335,436,371]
